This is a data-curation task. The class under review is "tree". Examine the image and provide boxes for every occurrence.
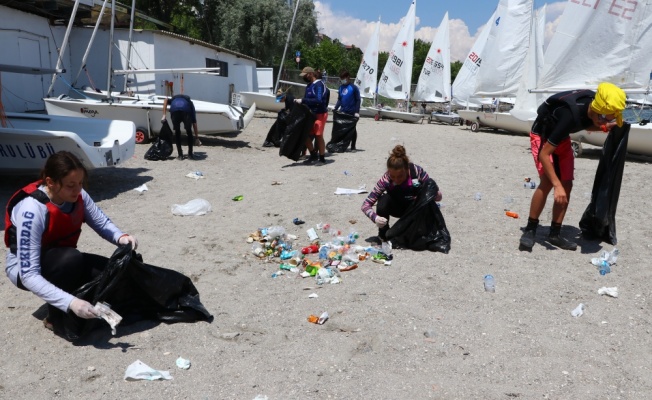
[450,60,463,83]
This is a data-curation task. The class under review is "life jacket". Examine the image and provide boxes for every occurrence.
[535,89,595,138]
[388,163,421,203]
[4,181,84,255]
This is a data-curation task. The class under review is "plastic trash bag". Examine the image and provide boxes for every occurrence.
[56,245,212,342]
[326,111,358,153]
[579,123,629,245]
[144,120,173,161]
[171,199,212,216]
[279,104,315,161]
[124,360,172,381]
[386,178,452,253]
[263,107,292,147]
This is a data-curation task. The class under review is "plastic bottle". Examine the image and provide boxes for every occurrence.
[484,275,496,292]
[301,244,319,254]
[251,242,264,258]
[280,250,298,260]
[505,211,519,218]
[266,226,286,239]
[598,260,611,275]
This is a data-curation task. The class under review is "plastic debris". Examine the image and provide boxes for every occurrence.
[175,357,191,370]
[293,218,305,225]
[306,228,319,241]
[171,199,212,216]
[124,360,172,381]
[94,301,122,335]
[308,293,319,298]
[598,287,618,298]
[133,184,148,193]
[571,303,585,317]
[334,187,368,195]
[474,192,482,201]
[505,211,519,218]
[185,171,204,180]
[232,195,244,201]
[318,311,329,324]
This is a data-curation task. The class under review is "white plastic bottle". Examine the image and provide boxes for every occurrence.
[484,275,495,292]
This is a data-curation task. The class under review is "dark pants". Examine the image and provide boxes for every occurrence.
[17,247,108,324]
[171,110,194,157]
[376,194,411,240]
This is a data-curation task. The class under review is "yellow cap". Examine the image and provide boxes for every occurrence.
[590,82,626,127]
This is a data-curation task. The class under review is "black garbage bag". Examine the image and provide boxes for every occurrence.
[579,122,630,245]
[386,178,451,253]
[326,111,358,153]
[143,120,173,160]
[263,110,290,147]
[56,245,212,342]
[279,104,315,161]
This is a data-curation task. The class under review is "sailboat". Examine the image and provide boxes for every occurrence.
[0,65,135,173]
[456,0,535,133]
[533,0,652,156]
[44,0,255,144]
[376,0,422,123]
[354,18,381,118]
[411,12,458,124]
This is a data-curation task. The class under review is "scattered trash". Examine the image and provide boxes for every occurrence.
[253,396,269,400]
[349,219,357,224]
[598,287,618,298]
[571,303,585,317]
[334,187,368,195]
[307,314,319,323]
[293,218,305,225]
[591,248,619,275]
[87,366,96,372]
[232,195,244,201]
[306,228,319,241]
[185,171,204,180]
[344,170,351,176]
[133,184,148,193]
[308,293,319,298]
[505,211,519,218]
[271,271,284,278]
[175,357,191,370]
[271,181,282,185]
[318,311,329,324]
[124,360,172,381]
[483,274,495,293]
[93,302,122,335]
[171,199,212,216]
[474,192,482,201]
[523,177,536,189]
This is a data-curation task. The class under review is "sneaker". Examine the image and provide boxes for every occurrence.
[305,154,318,163]
[177,155,184,160]
[519,229,536,250]
[187,154,198,161]
[43,317,54,331]
[315,157,326,165]
[546,234,577,251]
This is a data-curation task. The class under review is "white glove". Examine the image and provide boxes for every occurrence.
[294,99,302,104]
[435,190,443,202]
[374,216,388,228]
[69,298,99,319]
[118,234,139,250]
[195,138,202,146]
[161,117,166,123]
[354,113,360,118]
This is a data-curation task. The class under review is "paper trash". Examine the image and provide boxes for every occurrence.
[133,184,148,193]
[175,357,191,370]
[124,360,172,381]
[334,187,368,195]
[94,302,122,335]
[185,171,205,180]
[598,287,619,298]
[571,303,585,317]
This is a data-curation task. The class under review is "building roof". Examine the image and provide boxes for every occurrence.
[155,31,260,64]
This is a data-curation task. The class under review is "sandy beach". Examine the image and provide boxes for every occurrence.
[1,112,652,399]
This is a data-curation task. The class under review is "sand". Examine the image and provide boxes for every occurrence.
[1,112,652,399]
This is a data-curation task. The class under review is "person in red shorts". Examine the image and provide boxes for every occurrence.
[295,66,329,164]
[519,82,626,251]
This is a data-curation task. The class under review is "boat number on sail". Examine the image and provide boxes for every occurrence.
[80,107,99,117]
[360,60,375,76]
[0,142,56,159]
[390,53,404,68]
[423,57,444,76]
[571,0,638,20]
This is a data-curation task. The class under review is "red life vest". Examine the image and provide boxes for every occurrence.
[4,181,84,254]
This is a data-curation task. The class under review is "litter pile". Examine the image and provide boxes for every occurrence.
[246,223,393,283]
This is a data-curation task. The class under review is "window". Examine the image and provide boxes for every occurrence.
[205,58,228,77]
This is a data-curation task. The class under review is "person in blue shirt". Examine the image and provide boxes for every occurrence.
[295,66,329,164]
[334,70,361,150]
[162,94,200,160]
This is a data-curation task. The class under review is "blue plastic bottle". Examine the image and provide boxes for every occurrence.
[599,260,611,275]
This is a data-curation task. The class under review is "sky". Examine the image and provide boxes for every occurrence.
[313,0,567,62]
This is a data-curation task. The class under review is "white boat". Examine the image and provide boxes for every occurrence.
[532,0,652,156]
[377,1,421,124]
[0,112,135,173]
[44,95,255,144]
[458,109,531,133]
[428,111,460,125]
[236,92,283,113]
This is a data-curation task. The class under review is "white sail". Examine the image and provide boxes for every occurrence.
[355,19,381,99]
[474,0,533,97]
[538,1,652,91]
[378,0,416,101]
[451,10,496,107]
[413,12,450,102]
[512,4,546,115]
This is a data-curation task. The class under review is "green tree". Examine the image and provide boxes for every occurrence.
[412,39,430,85]
[450,60,463,83]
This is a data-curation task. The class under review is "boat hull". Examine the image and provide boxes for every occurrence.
[458,110,532,134]
[237,92,283,113]
[429,112,461,125]
[0,112,135,172]
[44,95,248,141]
[571,123,652,156]
[378,109,423,123]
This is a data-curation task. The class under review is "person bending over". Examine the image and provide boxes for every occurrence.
[4,151,138,333]
[519,82,626,251]
[361,145,443,242]
[162,94,200,160]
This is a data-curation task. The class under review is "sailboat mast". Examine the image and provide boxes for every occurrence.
[72,0,109,87]
[274,0,301,94]
[123,0,137,92]
[47,0,81,96]
[106,0,116,100]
